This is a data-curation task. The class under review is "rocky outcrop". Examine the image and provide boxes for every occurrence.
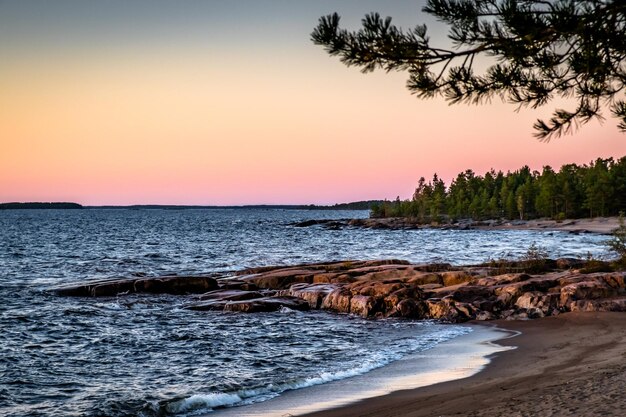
[53,259,626,322]
[53,275,218,297]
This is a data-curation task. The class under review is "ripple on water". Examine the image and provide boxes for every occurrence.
[0,209,611,416]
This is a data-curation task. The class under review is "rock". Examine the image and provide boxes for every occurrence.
[456,302,477,320]
[350,295,378,317]
[526,308,545,319]
[347,280,405,298]
[53,259,626,322]
[568,297,626,312]
[216,280,259,291]
[280,283,337,309]
[407,273,442,285]
[418,283,443,292]
[321,288,352,313]
[514,291,559,315]
[474,273,530,287]
[414,263,454,272]
[475,311,495,321]
[223,297,310,313]
[426,298,462,322]
[242,269,315,289]
[441,271,474,286]
[53,275,218,297]
[392,299,428,318]
[555,258,587,269]
[599,273,626,291]
[560,280,617,307]
[184,300,229,311]
[447,285,494,303]
[198,289,264,301]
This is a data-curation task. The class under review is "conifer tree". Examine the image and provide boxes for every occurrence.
[312,1,626,140]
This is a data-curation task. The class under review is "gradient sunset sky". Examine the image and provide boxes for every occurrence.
[2,0,626,205]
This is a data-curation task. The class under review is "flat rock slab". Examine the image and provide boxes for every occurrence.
[52,275,218,297]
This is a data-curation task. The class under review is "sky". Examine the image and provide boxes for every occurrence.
[2,0,626,205]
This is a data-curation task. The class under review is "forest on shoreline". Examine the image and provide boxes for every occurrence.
[371,157,626,222]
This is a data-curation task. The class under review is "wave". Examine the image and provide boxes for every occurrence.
[161,326,471,416]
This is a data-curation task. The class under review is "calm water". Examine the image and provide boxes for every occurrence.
[0,209,609,416]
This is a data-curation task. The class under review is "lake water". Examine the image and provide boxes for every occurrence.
[0,209,609,416]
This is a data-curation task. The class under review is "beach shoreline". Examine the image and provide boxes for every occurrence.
[210,323,514,417]
[303,312,626,417]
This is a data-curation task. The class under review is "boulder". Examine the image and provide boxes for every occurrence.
[568,297,626,312]
[426,298,461,322]
[560,280,618,307]
[514,291,559,315]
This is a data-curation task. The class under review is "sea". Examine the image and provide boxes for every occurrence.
[0,208,610,417]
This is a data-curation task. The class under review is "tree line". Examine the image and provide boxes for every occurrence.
[371,157,626,222]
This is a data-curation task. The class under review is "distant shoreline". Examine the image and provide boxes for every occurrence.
[3,203,619,234]
[294,216,622,234]
[0,202,83,210]
[0,202,377,211]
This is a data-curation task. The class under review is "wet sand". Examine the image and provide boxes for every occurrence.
[304,312,626,417]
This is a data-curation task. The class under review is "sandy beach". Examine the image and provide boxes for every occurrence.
[304,312,626,417]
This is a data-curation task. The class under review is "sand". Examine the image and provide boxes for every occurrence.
[304,312,626,417]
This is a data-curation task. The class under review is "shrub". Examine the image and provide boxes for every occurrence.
[607,213,626,267]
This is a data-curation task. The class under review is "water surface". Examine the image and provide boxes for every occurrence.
[0,209,609,416]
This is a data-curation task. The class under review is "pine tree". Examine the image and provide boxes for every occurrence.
[312,1,626,140]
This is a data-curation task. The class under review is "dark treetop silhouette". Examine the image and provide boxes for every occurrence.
[311,0,626,140]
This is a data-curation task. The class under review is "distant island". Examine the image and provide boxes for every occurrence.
[0,201,381,211]
[0,202,83,210]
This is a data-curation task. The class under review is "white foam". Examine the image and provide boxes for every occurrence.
[166,326,472,415]
[165,393,242,414]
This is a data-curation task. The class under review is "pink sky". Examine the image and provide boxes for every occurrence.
[2,1,626,205]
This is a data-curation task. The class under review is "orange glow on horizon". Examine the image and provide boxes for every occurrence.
[2,26,626,205]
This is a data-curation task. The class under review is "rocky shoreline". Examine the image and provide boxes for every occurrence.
[292,216,621,234]
[53,258,626,322]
